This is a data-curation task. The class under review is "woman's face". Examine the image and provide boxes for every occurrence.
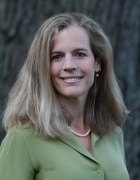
[50,25,100,101]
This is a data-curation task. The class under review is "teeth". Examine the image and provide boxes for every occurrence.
[63,77,80,80]
[63,77,81,82]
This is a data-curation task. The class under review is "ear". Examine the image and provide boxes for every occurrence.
[95,58,101,72]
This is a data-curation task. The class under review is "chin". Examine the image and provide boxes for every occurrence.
[58,90,88,99]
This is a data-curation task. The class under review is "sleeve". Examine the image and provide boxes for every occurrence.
[0,128,34,180]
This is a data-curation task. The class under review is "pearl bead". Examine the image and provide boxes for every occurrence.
[67,126,91,137]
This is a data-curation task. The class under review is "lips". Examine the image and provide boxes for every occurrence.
[60,76,83,83]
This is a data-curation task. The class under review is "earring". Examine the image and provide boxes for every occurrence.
[96,69,101,77]
[96,73,99,77]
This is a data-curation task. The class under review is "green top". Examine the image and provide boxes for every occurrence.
[0,126,129,180]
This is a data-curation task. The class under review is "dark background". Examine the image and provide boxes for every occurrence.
[0,0,139,179]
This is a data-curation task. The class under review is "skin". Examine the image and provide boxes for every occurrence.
[50,25,100,153]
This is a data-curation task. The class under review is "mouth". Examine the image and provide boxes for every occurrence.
[60,76,83,83]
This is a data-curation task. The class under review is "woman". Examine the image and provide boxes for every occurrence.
[0,13,129,179]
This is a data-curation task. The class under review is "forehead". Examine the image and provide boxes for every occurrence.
[52,25,90,50]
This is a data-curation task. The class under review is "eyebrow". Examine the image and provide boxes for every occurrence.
[51,48,88,54]
[73,48,88,52]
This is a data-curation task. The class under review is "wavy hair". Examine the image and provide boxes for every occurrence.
[3,13,128,138]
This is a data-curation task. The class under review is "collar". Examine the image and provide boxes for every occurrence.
[58,130,100,163]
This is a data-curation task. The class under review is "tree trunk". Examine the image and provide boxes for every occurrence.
[0,0,139,179]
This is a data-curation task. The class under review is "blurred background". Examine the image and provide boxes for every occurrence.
[0,0,139,179]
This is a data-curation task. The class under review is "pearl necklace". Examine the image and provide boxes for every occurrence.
[67,126,91,137]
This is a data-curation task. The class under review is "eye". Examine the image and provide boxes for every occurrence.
[51,54,62,61]
[75,52,86,58]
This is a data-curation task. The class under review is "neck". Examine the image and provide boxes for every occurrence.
[59,96,89,131]
[59,96,86,118]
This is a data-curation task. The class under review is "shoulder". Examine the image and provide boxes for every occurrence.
[0,127,46,161]
[103,126,125,157]
[1,127,41,149]
[0,127,35,179]
[115,125,125,144]
[4,127,36,141]
[105,126,124,140]
[100,126,125,151]
[115,125,123,136]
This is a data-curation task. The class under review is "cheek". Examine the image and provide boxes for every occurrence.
[84,61,96,75]
[84,63,96,84]
[50,64,61,90]
[50,61,63,77]
[50,64,58,78]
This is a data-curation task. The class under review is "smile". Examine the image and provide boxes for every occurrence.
[61,77,82,83]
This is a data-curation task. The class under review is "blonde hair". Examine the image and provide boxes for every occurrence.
[3,13,128,138]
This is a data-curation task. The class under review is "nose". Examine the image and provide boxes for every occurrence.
[63,55,77,71]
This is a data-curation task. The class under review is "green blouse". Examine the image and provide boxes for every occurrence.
[0,126,129,180]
